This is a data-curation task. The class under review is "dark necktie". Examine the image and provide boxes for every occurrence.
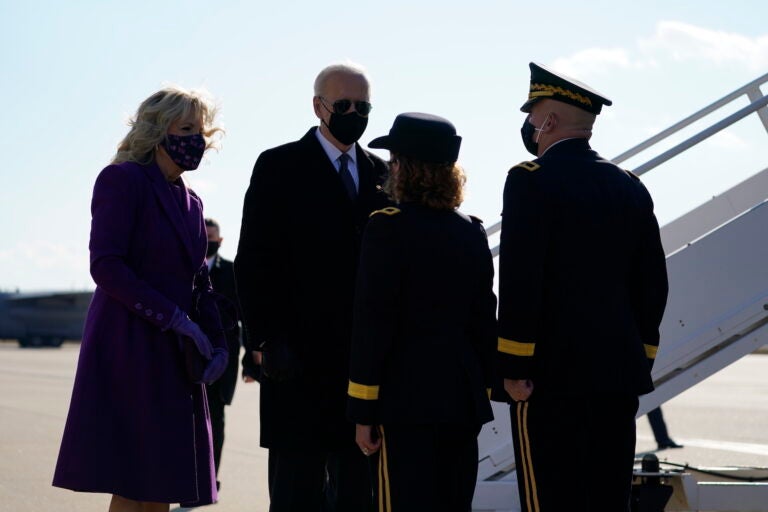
[338,153,357,201]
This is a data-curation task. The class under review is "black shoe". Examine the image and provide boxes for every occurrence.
[657,440,683,449]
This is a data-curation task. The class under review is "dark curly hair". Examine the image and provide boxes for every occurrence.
[383,154,465,210]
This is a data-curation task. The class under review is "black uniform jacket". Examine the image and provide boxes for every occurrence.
[235,127,389,449]
[496,138,668,397]
[208,254,243,405]
[347,204,497,426]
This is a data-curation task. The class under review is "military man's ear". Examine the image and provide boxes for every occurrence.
[541,113,556,133]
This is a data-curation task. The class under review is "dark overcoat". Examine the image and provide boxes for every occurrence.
[496,138,669,395]
[53,161,219,506]
[235,127,389,449]
[208,255,242,405]
[346,204,497,427]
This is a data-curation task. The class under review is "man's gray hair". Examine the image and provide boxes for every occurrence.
[313,62,370,96]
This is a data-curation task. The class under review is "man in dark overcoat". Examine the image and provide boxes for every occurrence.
[235,62,389,512]
[496,62,669,511]
[203,217,244,491]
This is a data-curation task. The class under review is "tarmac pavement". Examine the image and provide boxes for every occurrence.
[1,340,766,511]
[0,341,268,512]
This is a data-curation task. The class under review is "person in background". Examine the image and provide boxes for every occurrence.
[648,407,683,450]
[235,62,389,512]
[496,62,669,511]
[53,86,228,512]
[204,217,248,491]
[348,113,497,512]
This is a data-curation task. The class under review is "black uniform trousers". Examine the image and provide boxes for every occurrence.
[510,393,639,512]
[267,439,375,512]
[647,407,672,445]
[377,424,479,512]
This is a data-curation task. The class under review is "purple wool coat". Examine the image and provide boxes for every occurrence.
[53,160,218,506]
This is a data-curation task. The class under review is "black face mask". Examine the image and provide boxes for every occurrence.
[206,241,220,258]
[520,118,540,156]
[324,112,368,145]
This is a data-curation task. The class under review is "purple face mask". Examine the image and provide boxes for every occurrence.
[161,133,206,170]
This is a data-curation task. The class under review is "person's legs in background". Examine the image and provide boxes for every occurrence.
[647,407,683,450]
[207,390,225,491]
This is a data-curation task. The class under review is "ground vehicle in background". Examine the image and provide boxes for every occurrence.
[0,291,93,347]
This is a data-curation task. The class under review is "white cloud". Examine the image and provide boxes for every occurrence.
[0,240,91,291]
[552,21,768,75]
[640,21,768,71]
[708,129,749,149]
[1,241,85,271]
[551,48,650,77]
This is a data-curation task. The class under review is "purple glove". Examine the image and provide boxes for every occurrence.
[165,307,213,360]
[202,348,229,384]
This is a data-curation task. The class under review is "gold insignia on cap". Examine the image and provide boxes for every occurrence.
[370,207,401,217]
[510,161,541,172]
[529,83,593,108]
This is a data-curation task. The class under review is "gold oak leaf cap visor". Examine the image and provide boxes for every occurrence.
[521,62,612,115]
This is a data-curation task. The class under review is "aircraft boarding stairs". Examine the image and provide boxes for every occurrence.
[471,72,768,512]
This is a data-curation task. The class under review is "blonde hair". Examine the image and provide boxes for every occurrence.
[112,86,222,165]
[384,154,466,210]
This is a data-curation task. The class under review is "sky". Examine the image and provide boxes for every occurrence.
[1,0,767,291]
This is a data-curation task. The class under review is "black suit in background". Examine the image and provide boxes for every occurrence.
[497,138,669,511]
[235,127,388,512]
[206,253,244,487]
[347,204,497,512]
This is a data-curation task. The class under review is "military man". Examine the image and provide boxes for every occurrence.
[496,62,669,511]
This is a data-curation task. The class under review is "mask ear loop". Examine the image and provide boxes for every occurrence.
[534,113,551,144]
[316,97,334,131]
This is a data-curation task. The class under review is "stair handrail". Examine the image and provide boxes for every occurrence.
[613,71,768,164]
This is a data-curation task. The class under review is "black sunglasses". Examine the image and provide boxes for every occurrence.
[320,97,373,117]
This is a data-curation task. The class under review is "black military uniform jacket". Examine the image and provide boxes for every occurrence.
[347,204,497,426]
[235,127,389,449]
[207,254,243,405]
[497,138,668,396]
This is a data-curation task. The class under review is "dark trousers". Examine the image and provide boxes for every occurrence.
[207,389,225,482]
[378,423,479,512]
[647,407,671,445]
[510,393,639,512]
[267,440,375,512]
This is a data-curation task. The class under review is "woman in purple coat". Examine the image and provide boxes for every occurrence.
[53,86,228,512]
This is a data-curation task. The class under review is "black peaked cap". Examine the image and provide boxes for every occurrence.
[521,62,612,115]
